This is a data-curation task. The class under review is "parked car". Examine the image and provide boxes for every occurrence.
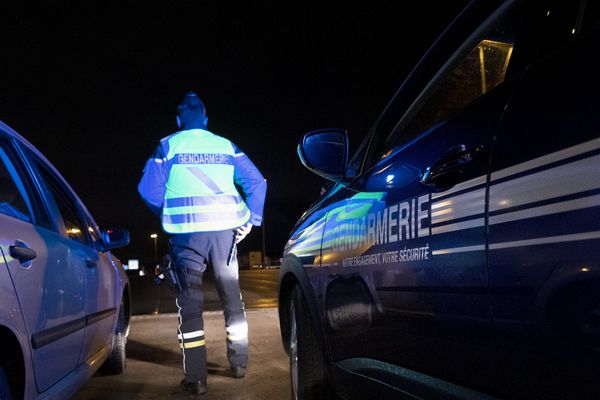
[0,121,131,399]
[278,0,600,399]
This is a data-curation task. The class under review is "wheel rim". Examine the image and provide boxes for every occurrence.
[290,300,299,400]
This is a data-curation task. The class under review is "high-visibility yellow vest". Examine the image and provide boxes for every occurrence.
[161,129,251,233]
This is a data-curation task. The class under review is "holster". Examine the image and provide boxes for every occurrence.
[155,254,183,293]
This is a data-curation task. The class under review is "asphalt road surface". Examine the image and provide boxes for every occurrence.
[73,269,288,399]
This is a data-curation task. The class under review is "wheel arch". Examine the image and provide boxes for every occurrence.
[0,325,26,399]
[278,254,328,359]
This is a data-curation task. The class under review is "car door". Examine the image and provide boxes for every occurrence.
[22,152,119,366]
[488,2,600,397]
[77,210,120,364]
[0,133,87,393]
[320,3,530,393]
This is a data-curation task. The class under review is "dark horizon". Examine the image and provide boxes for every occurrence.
[1,2,468,265]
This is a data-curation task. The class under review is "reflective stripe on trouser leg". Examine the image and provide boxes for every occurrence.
[211,230,249,368]
[176,268,206,381]
[226,316,248,368]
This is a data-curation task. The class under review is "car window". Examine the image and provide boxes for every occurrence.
[403,39,513,138]
[32,160,91,246]
[391,15,518,150]
[367,5,524,165]
[0,142,33,223]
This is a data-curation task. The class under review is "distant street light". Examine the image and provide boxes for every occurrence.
[150,233,158,267]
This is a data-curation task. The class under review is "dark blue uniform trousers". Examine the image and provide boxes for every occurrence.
[170,230,248,382]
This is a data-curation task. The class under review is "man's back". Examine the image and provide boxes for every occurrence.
[139,127,265,234]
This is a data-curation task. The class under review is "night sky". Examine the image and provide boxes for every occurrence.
[1,2,467,265]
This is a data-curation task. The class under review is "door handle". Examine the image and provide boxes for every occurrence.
[9,240,37,266]
[420,144,485,189]
[84,258,98,268]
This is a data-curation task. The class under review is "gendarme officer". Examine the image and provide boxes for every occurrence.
[138,91,267,395]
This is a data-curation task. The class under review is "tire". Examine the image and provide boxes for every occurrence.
[0,366,12,400]
[290,286,333,400]
[100,299,127,375]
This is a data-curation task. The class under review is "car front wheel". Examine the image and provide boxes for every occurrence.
[100,298,127,374]
[290,285,332,400]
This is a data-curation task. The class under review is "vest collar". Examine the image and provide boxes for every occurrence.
[180,128,211,136]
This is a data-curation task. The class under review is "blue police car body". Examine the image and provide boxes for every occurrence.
[279,1,600,399]
[0,121,131,399]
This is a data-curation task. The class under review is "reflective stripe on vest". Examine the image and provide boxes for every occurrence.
[161,129,251,233]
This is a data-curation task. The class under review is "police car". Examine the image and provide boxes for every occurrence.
[278,0,600,399]
[0,121,131,399]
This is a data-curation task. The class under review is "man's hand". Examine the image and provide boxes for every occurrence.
[236,222,252,243]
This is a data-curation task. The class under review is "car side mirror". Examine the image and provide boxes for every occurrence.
[101,227,130,250]
[297,128,349,182]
